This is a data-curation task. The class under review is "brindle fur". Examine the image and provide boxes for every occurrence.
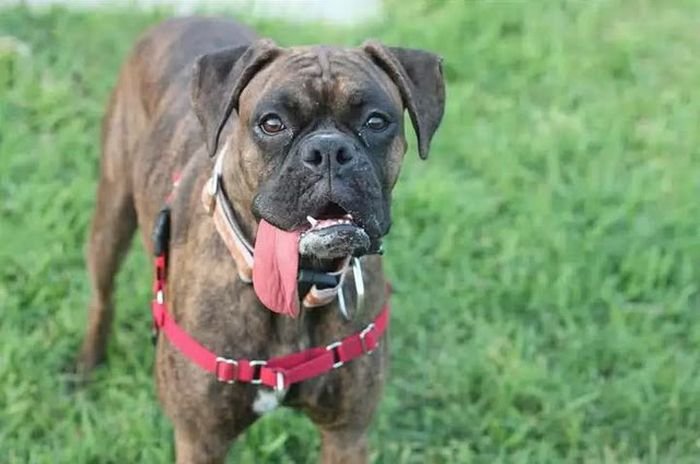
[77,16,444,463]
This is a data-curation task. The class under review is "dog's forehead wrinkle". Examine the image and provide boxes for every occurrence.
[279,48,323,74]
[339,51,403,107]
[332,53,402,111]
[246,47,400,120]
[316,46,332,82]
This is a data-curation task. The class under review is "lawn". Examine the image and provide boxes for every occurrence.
[2,1,700,462]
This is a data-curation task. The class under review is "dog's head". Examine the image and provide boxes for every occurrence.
[191,39,445,263]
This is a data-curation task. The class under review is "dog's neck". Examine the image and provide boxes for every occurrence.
[219,146,259,246]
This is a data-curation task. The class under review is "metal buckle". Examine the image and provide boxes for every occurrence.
[206,144,225,197]
[359,322,376,354]
[249,360,267,385]
[274,371,286,393]
[155,289,164,305]
[215,357,237,384]
[207,175,218,197]
[326,341,344,368]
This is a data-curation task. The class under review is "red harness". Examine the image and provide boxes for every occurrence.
[150,244,390,391]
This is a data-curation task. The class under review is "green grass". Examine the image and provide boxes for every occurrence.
[2,1,700,462]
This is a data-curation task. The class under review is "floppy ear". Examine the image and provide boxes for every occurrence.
[191,39,280,157]
[363,41,445,159]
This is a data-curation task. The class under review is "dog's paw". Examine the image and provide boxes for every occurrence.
[62,359,93,391]
[65,351,106,390]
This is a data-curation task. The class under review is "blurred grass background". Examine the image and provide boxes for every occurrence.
[2,1,700,462]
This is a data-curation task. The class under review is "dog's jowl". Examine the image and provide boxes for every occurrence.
[76,16,444,463]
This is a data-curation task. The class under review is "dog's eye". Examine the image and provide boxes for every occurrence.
[365,113,389,131]
[259,115,286,135]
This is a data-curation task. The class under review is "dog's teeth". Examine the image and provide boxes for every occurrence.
[306,216,318,227]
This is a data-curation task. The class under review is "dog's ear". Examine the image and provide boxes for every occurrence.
[363,41,445,160]
[191,39,280,157]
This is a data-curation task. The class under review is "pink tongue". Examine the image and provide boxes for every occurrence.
[252,219,302,317]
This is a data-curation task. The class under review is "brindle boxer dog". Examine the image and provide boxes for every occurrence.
[76,16,444,463]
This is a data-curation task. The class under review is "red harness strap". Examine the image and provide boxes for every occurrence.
[151,252,389,390]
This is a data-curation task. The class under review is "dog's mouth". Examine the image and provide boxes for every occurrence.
[302,201,355,234]
[254,201,371,279]
[298,202,370,266]
[252,202,371,316]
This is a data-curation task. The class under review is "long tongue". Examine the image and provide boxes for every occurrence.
[252,219,302,317]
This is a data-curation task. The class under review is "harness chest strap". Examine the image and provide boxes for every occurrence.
[151,253,389,390]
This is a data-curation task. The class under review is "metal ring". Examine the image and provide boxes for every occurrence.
[337,287,349,321]
[359,322,376,354]
[326,341,344,368]
[326,341,342,351]
[352,257,365,312]
[249,360,267,385]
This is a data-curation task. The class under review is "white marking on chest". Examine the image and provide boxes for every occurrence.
[253,388,287,415]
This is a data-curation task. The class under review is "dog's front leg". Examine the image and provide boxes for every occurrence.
[173,425,233,464]
[306,368,384,463]
[319,428,369,464]
[160,356,259,464]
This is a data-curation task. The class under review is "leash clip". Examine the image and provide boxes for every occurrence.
[152,208,171,257]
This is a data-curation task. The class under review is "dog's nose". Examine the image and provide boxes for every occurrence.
[301,133,356,174]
